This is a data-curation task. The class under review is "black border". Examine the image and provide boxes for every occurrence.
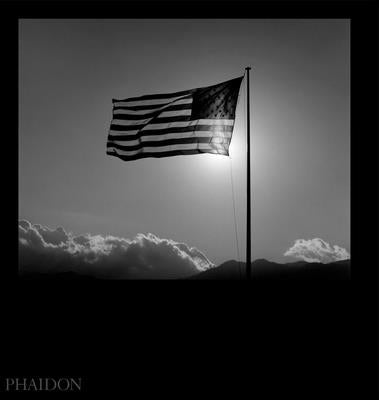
[4,1,378,397]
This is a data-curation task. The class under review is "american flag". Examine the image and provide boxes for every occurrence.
[106,76,243,162]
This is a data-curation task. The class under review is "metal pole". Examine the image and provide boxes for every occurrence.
[245,67,251,280]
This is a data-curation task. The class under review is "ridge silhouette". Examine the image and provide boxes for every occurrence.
[19,259,350,280]
[188,259,350,280]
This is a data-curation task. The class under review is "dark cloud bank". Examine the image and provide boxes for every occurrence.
[19,220,350,279]
[19,220,215,279]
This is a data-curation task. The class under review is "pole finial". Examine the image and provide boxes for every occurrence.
[245,66,251,71]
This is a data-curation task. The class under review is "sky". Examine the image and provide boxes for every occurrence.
[19,19,350,274]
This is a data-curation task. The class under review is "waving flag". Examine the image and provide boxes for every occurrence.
[106,76,243,161]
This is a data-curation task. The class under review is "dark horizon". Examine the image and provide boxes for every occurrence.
[19,252,351,280]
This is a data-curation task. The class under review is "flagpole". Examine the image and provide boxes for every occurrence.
[245,67,251,280]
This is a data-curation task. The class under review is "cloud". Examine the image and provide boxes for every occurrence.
[18,220,215,279]
[284,238,350,263]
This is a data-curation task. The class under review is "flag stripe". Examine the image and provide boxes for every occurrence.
[108,124,235,139]
[113,93,191,108]
[109,119,234,132]
[113,102,192,117]
[157,110,192,118]
[112,109,191,124]
[107,142,228,157]
[111,116,191,129]
[142,119,235,129]
[107,136,231,151]
[107,148,228,162]
[113,108,192,120]
[113,103,172,111]
[108,131,233,145]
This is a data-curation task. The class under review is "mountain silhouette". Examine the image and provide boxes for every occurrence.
[20,270,98,280]
[188,259,350,280]
[19,259,350,280]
